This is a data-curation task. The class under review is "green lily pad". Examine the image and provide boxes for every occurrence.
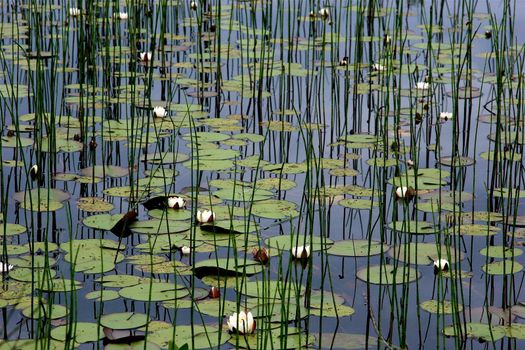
[388,221,439,235]
[85,289,120,302]
[22,304,68,320]
[442,322,506,342]
[213,187,274,202]
[0,223,27,237]
[356,264,420,285]
[505,323,525,339]
[77,197,114,212]
[482,260,523,275]
[95,274,143,288]
[130,219,191,234]
[420,300,463,314]
[480,246,522,258]
[451,224,501,236]
[50,322,104,343]
[388,242,463,265]
[255,178,296,191]
[147,209,193,221]
[265,234,333,252]
[327,240,388,257]
[338,198,379,210]
[309,303,355,317]
[250,199,299,219]
[100,312,149,330]
[119,282,189,301]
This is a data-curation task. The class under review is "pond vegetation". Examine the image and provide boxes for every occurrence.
[1,0,525,349]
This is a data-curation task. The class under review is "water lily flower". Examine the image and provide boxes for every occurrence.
[227,311,256,334]
[153,106,167,117]
[415,81,430,90]
[372,63,386,72]
[167,196,186,209]
[209,286,220,299]
[339,56,348,66]
[196,210,215,223]
[440,112,453,121]
[181,245,191,255]
[395,186,415,200]
[433,258,449,273]
[29,164,38,181]
[190,1,198,10]
[406,159,414,168]
[114,12,128,20]
[291,245,310,259]
[309,10,316,17]
[0,263,14,273]
[252,247,269,264]
[318,8,330,19]
[485,30,492,39]
[139,52,152,62]
[69,8,81,17]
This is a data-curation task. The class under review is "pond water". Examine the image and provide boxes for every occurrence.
[1,0,525,349]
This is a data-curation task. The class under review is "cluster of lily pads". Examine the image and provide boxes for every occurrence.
[2,0,525,349]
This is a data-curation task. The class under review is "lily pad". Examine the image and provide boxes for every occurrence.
[356,264,420,285]
[327,240,388,257]
[100,312,149,330]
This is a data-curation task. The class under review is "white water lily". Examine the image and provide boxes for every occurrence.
[114,12,128,20]
[318,8,330,18]
[29,164,38,181]
[383,34,392,45]
[190,1,198,10]
[167,196,185,209]
[0,263,14,273]
[196,210,215,223]
[433,258,449,272]
[395,186,409,199]
[69,8,81,17]
[153,106,167,117]
[395,186,415,199]
[440,112,453,121]
[372,63,386,72]
[181,245,191,255]
[415,81,430,90]
[291,245,310,259]
[139,52,152,62]
[227,311,255,334]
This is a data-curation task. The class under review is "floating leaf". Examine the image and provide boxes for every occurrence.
[100,312,149,330]
[327,240,387,257]
[356,264,420,285]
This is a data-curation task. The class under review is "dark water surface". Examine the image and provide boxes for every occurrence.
[1,0,525,349]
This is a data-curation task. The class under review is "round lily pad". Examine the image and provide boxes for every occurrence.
[327,240,388,257]
[119,282,189,301]
[50,322,104,343]
[420,300,463,314]
[250,199,299,219]
[77,197,114,212]
[265,234,333,252]
[442,322,506,342]
[100,312,149,330]
[480,246,522,258]
[356,264,420,285]
[482,260,523,275]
